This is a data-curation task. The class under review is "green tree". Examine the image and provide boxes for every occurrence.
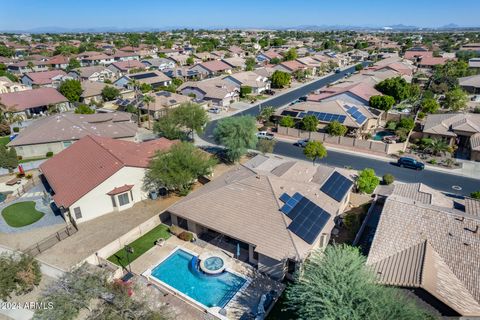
[424,138,451,156]
[139,83,152,93]
[301,115,318,132]
[375,77,415,102]
[258,106,275,123]
[421,97,440,114]
[283,48,298,61]
[144,142,216,195]
[240,86,252,98]
[279,115,295,128]
[245,57,256,71]
[142,95,156,130]
[66,58,80,71]
[369,95,395,111]
[58,79,83,102]
[355,63,364,71]
[397,117,415,131]
[256,139,276,155]
[303,140,327,165]
[0,253,41,300]
[356,168,380,194]
[0,45,14,57]
[153,113,185,140]
[271,70,291,88]
[444,87,468,111]
[325,120,348,136]
[286,245,433,320]
[214,116,258,162]
[269,57,281,65]
[100,86,120,101]
[172,102,209,142]
[74,104,94,114]
[186,56,194,66]
[471,191,480,199]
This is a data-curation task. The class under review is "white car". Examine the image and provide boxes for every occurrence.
[256,131,274,140]
[208,107,221,114]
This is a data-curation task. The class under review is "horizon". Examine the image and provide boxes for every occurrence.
[1,0,480,32]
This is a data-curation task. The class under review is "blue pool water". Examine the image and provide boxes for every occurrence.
[373,130,393,141]
[151,249,246,308]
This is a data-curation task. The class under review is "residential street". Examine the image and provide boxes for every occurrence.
[200,65,480,196]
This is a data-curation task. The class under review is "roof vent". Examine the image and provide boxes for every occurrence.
[455,216,465,222]
[463,242,470,246]
[464,225,479,234]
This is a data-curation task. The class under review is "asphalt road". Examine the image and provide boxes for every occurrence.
[201,64,480,196]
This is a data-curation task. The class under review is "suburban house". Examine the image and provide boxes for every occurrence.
[166,155,354,280]
[422,113,480,161]
[459,74,480,94]
[296,56,325,74]
[39,135,176,223]
[223,71,271,94]
[79,53,115,66]
[468,58,480,69]
[0,87,70,119]
[404,49,433,62]
[308,82,382,106]
[460,43,480,52]
[68,66,115,82]
[141,58,176,70]
[108,60,146,77]
[7,112,138,158]
[112,50,140,62]
[114,70,172,90]
[366,183,480,317]
[227,45,245,58]
[138,91,192,119]
[7,60,49,74]
[44,55,69,69]
[167,53,191,66]
[0,76,30,93]
[221,57,247,70]
[417,57,453,69]
[178,78,239,107]
[275,60,310,75]
[21,70,69,88]
[80,81,109,104]
[162,67,200,81]
[256,50,283,64]
[189,60,233,78]
[276,100,382,134]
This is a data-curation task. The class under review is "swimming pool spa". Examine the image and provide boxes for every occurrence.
[149,248,247,309]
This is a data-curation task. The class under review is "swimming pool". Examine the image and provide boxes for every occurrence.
[150,249,247,308]
[373,130,394,141]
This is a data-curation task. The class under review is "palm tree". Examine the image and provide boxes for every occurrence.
[127,79,141,127]
[26,61,35,72]
[425,138,450,156]
[141,94,155,130]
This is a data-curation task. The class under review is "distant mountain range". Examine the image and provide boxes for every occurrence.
[1,24,479,34]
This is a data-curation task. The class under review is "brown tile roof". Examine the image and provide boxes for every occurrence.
[107,184,133,196]
[110,60,145,72]
[367,190,480,316]
[80,81,107,98]
[40,135,176,208]
[278,60,306,72]
[8,112,136,147]
[423,113,480,137]
[404,50,434,60]
[24,70,67,85]
[0,87,68,111]
[196,60,232,72]
[310,82,382,103]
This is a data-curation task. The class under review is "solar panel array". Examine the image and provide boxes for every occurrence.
[130,72,158,80]
[346,106,367,124]
[297,111,347,124]
[320,172,353,202]
[280,192,331,244]
[281,110,300,118]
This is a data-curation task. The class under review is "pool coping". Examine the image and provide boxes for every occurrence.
[142,246,251,320]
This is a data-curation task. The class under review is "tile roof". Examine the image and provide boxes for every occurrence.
[110,60,145,72]
[80,81,107,98]
[423,113,480,137]
[0,87,68,111]
[73,66,112,78]
[178,78,238,100]
[459,74,480,89]
[309,82,382,103]
[23,70,67,85]
[107,184,134,196]
[40,135,176,208]
[196,60,232,72]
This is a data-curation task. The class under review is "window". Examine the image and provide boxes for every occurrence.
[73,207,82,219]
[118,193,130,206]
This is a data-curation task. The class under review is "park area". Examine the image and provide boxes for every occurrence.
[1,201,45,227]
[108,224,170,267]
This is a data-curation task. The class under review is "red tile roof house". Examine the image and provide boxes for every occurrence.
[308,82,382,106]
[0,87,70,119]
[256,50,283,64]
[107,60,146,77]
[189,60,233,79]
[39,135,176,223]
[274,60,310,75]
[21,70,70,88]
[417,57,455,69]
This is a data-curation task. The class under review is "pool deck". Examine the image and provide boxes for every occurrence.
[131,236,285,320]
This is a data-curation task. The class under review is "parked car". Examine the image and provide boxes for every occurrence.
[264,89,276,96]
[256,131,274,140]
[334,68,341,73]
[295,138,310,147]
[397,157,425,170]
[298,96,307,102]
[208,107,221,114]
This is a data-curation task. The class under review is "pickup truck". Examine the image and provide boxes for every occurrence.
[256,131,274,140]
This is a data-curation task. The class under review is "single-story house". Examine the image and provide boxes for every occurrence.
[460,43,480,52]
[417,57,453,69]
[112,50,140,62]
[223,71,270,94]
[79,53,115,67]
[468,58,480,69]
[114,70,172,90]
[422,113,480,161]
[221,57,246,70]
[39,135,176,223]
[0,76,30,94]
[141,58,176,71]
[404,49,433,62]
[189,60,233,78]
[21,70,70,88]
[459,74,480,94]
[178,78,239,107]
[138,91,192,119]
[68,66,115,82]
[256,50,283,64]
[0,87,70,119]
[276,100,382,133]
[45,55,69,69]
[7,112,137,158]
[108,60,146,77]
[80,81,109,104]
[274,60,310,75]
[227,45,245,58]
[166,155,354,280]
[309,82,382,106]
[162,67,200,81]
[7,60,49,74]
[365,183,480,317]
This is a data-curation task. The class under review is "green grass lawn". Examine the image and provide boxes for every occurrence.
[0,136,10,148]
[19,156,48,164]
[107,224,170,267]
[1,201,45,227]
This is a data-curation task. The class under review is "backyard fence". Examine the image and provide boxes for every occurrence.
[3,176,40,204]
[23,224,78,257]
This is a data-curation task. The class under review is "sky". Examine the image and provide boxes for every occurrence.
[1,0,480,31]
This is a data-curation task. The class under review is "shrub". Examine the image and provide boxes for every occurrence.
[169,225,182,236]
[417,111,426,119]
[17,155,22,160]
[356,168,380,194]
[382,174,395,185]
[471,191,480,199]
[25,173,33,179]
[178,231,194,242]
[46,151,53,158]
[12,127,19,133]
[0,253,41,300]
[428,159,437,165]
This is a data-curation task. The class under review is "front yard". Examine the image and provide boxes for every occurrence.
[1,201,45,227]
[107,224,171,267]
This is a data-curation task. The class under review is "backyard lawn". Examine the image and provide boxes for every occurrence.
[107,224,170,267]
[0,136,10,148]
[1,201,45,227]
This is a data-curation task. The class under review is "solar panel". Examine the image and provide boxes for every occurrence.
[281,110,299,117]
[280,193,291,203]
[320,172,354,202]
[356,114,367,124]
[281,203,294,215]
[347,106,358,115]
[292,192,303,202]
[338,115,347,123]
[288,201,331,244]
[131,72,158,80]
[298,112,307,118]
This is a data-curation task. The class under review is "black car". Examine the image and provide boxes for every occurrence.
[397,157,425,170]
